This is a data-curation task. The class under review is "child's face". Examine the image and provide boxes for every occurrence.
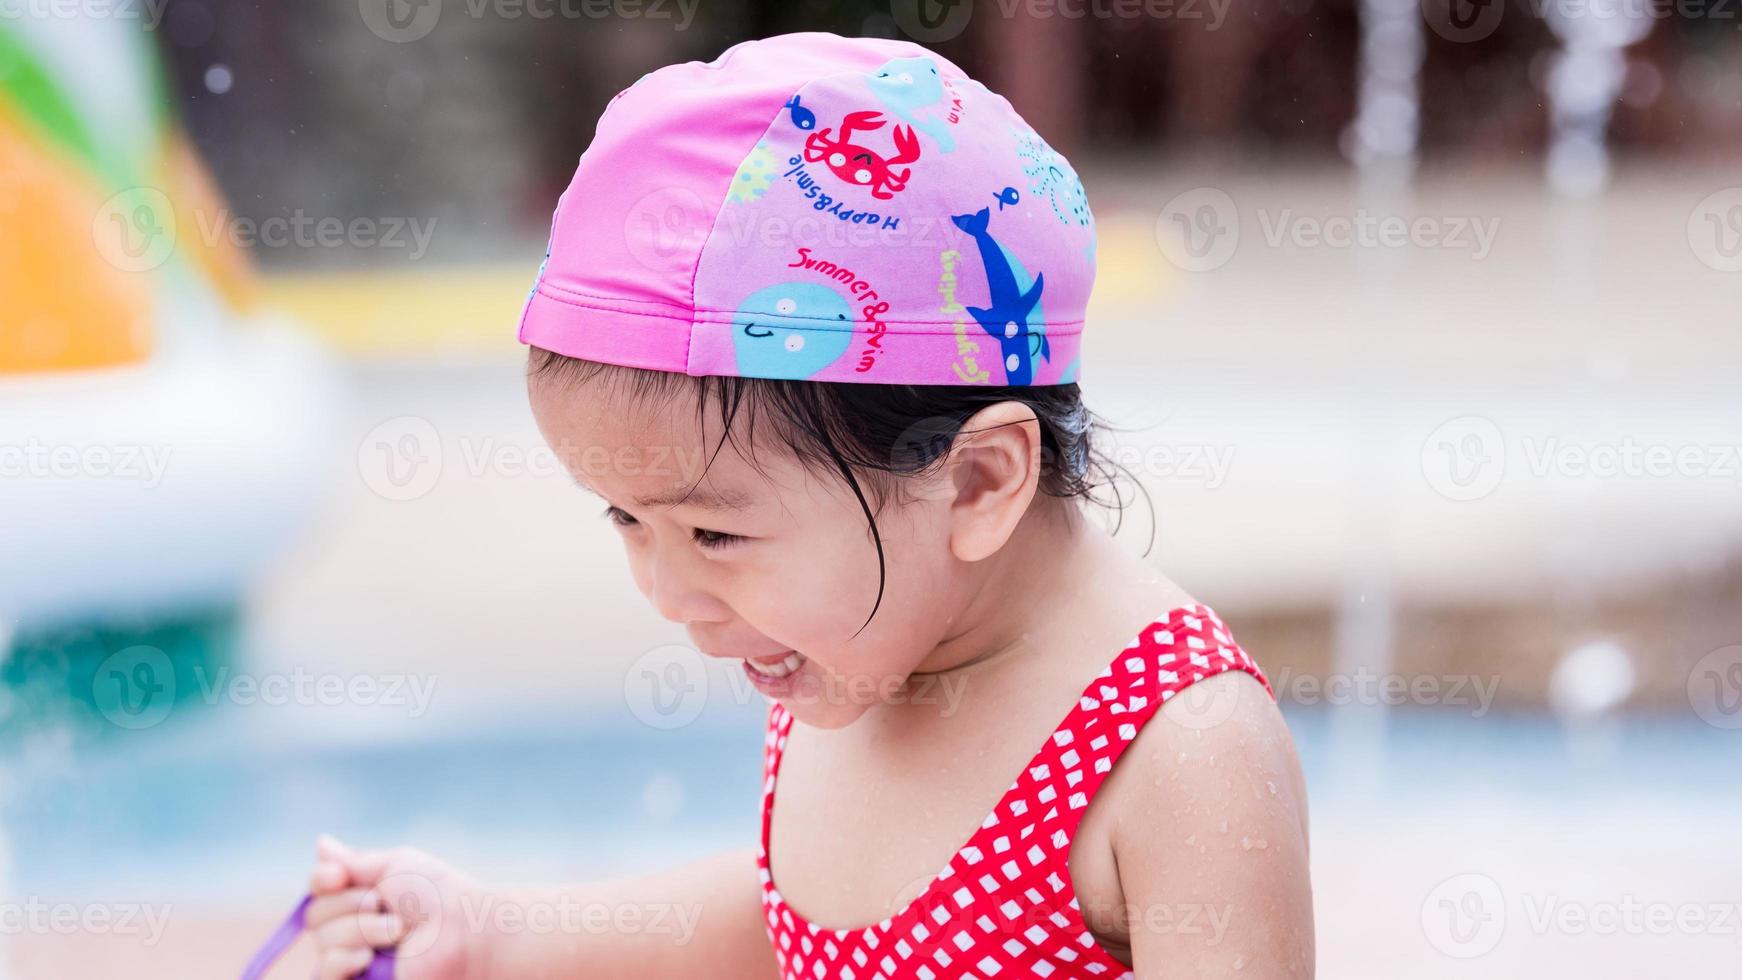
[530,373,971,729]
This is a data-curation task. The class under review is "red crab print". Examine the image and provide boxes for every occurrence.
[801,110,921,201]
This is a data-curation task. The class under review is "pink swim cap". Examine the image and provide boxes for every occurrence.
[518,31,1096,386]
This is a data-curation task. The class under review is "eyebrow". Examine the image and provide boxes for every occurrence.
[633,485,754,512]
[571,478,752,513]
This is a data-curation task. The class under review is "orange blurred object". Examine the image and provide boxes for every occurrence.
[0,110,154,373]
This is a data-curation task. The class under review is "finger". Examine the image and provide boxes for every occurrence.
[339,847,399,889]
[316,945,374,980]
[312,910,405,953]
[309,860,350,896]
[305,887,383,930]
[316,834,354,863]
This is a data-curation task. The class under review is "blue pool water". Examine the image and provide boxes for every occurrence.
[4,703,1738,902]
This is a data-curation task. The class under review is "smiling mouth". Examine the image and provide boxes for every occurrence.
[744,323,773,338]
[743,650,804,679]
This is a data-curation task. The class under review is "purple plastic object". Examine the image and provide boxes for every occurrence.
[240,894,395,980]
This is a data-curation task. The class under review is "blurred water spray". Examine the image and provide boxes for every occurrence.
[1345,0,1423,172]
[1549,640,1639,761]
[1542,0,1654,196]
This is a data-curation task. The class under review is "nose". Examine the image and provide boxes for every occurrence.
[639,545,728,628]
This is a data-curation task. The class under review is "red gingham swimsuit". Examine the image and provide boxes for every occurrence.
[757,604,1274,980]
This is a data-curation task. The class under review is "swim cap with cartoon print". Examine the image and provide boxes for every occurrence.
[518,31,1096,386]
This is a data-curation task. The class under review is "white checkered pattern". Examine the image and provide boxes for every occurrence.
[757,604,1271,979]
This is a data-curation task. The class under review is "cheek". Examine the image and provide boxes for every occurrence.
[755,506,953,662]
[734,534,872,645]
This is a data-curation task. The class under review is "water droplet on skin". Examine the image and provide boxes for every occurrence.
[1266,780,1278,796]
[1233,955,1247,971]
[1183,835,1196,846]
[1219,819,1229,834]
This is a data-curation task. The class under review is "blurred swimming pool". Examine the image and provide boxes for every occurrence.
[5,701,1738,904]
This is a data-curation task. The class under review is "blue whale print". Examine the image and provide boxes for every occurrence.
[868,56,956,153]
[953,208,1049,386]
[732,282,855,380]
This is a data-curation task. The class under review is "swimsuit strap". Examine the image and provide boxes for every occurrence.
[239,893,395,980]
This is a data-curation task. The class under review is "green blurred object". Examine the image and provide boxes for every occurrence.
[1,606,240,740]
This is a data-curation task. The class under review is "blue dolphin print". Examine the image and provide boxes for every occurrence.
[732,282,855,380]
[868,57,956,153]
[952,207,1049,386]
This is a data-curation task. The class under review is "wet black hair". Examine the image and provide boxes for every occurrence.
[527,347,1150,635]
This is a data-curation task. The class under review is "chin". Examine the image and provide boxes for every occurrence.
[772,673,877,729]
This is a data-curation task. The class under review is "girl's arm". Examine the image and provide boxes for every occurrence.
[307,839,777,980]
[1103,670,1315,979]
[482,847,778,979]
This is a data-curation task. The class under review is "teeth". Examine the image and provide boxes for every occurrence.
[745,651,803,679]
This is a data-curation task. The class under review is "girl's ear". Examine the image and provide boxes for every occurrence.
[944,401,1044,563]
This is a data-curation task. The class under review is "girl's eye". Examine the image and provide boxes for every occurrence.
[606,506,742,550]
[693,527,744,550]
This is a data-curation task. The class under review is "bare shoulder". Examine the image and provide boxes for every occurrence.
[1100,669,1315,978]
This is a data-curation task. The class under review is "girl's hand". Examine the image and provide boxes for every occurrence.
[306,834,487,980]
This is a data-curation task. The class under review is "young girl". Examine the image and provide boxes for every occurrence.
[298,32,1311,980]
